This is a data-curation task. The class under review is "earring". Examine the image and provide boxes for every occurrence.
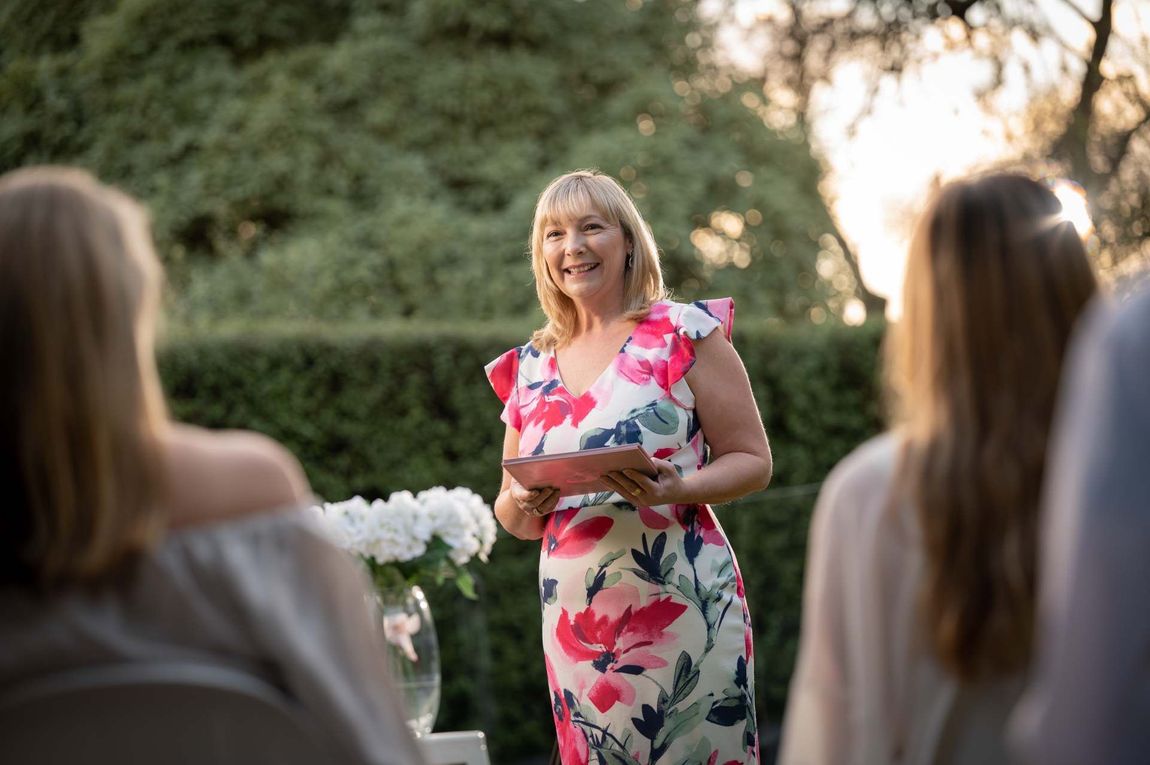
[626,251,634,270]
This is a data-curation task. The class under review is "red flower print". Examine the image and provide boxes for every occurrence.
[555,584,688,713]
[487,349,518,404]
[521,359,599,430]
[546,511,614,559]
[546,655,590,765]
[523,380,598,431]
[637,505,671,529]
[666,331,697,388]
[706,752,743,765]
[629,304,676,350]
[616,354,669,389]
[744,609,754,662]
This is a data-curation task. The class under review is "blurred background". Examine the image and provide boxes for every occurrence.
[2,0,1146,762]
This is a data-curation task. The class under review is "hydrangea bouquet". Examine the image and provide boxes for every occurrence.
[312,486,497,599]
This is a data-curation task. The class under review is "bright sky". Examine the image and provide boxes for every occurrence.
[720,0,1144,318]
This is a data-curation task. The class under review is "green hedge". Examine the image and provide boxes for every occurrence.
[158,319,885,763]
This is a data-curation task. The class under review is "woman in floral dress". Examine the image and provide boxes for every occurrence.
[485,170,773,765]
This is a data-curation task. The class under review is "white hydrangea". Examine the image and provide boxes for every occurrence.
[418,486,480,566]
[361,493,428,564]
[312,495,371,552]
[314,486,496,570]
[447,486,497,563]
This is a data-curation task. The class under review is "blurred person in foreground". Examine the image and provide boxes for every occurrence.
[0,166,424,765]
[778,173,1098,765]
[485,170,772,764]
[1009,285,1150,765]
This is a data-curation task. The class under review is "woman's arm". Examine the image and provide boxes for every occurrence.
[604,331,772,506]
[493,425,552,540]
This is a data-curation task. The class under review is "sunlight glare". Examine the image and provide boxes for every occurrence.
[1050,179,1094,236]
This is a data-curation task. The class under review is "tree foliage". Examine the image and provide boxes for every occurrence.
[0,0,850,324]
[742,0,1150,281]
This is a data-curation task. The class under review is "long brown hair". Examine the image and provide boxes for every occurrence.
[529,170,667,350]
[0,167,168,591]
[888,173,1097,681]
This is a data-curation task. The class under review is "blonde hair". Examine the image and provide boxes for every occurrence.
[0,166,168,591]
[528,170,667,350]
[887,173,1097,680]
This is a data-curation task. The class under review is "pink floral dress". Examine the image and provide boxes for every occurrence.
[486,299,758,765]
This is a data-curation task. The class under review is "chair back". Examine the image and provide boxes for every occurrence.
[0,661,364,765]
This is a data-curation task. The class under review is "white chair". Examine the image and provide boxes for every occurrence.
[0,661,365,764]
[419,730,492,765]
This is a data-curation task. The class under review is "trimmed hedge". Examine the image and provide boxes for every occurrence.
[158,319,884,763]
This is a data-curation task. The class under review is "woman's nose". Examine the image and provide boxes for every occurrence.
[564,231,585,255]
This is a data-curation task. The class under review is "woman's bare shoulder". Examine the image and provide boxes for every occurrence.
[162,424,313,529]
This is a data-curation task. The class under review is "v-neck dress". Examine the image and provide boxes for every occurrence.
[485,299,758,765]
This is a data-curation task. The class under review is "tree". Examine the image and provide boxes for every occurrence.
[740,0,1150,281]
[0,0,854,325]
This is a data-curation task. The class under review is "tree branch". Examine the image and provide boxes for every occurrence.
[1051,0,1114,188]
[1105,108,1150,174]
[828,222,887,318]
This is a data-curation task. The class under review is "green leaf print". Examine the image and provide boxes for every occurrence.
[681,738,715,765]
[676,574,703,610]
[580,427,616,450]
[636,399,680,435]
[669,651,701,707]
[600,750,644,765]
[598,550,626,568]
[653,699,705,753]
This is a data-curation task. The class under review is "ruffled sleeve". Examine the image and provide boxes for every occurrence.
[680,298,734,341]
[484,347,522,430]
[667,298,735,390]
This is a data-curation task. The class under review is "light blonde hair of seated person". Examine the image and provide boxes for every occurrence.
[529,169,668,351]
[0,166,168,592]
[885,173,1098,682]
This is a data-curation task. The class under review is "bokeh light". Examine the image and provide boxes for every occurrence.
[1050,179,1094,237]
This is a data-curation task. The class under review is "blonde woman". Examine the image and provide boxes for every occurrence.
[779,173,1098,765]
[485,170,772,764]
[0,167,424,765]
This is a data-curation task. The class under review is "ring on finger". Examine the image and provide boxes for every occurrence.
[632,486,644,496]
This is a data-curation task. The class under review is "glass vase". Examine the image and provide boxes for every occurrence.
[373,584,441,735]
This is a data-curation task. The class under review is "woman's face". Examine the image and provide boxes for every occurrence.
[541,206,630,306]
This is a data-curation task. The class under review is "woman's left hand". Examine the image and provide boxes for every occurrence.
[602,458,686,507]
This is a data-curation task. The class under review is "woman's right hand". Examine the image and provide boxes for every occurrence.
[510,480,560,518]
[494,425,554,540]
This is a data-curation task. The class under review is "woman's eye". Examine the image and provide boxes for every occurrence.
[584,223,602,231]
[545,230,562,240]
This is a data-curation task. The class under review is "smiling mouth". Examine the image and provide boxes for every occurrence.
[564,263,599,275]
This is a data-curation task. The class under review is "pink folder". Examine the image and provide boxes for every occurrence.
[503,444,658,497]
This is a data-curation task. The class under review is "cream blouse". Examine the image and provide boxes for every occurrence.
[779,434,1023,765]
